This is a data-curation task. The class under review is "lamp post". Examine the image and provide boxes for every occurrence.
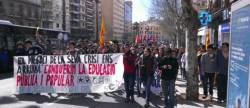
[95,0,100,42]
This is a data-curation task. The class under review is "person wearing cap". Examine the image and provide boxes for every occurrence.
[158,48,178,108]
[123,44,137,103]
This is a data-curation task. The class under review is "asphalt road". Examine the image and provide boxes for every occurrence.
[0,73,226,108]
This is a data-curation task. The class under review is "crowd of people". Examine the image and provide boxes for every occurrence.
[0,38,229,108]
[122,42,229,108]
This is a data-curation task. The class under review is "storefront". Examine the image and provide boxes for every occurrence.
[218,22,230,47]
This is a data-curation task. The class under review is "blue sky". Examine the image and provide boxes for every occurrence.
[130,0,151,22]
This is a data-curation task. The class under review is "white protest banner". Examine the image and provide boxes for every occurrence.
[14,53,124,94]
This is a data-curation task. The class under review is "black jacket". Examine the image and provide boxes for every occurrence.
[26,46,44,56]
[15,48,26,56]
[158,57,179,80]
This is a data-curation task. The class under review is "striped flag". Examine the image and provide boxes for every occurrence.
[99,15,106,48]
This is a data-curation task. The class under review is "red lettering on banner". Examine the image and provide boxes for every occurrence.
[88,64,115,75]
[44,65,48,73]
[16,74,38,86]
[78,64,86,74]
[46,75,74,86]
[88,64,93,74]
[45,64,76,75]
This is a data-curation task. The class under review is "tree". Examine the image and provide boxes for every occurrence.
[151,0,185,48]
[133,22,140,41]
[181,0,200,100]
[151,0,201,100]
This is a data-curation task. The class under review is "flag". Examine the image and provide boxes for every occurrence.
[135,35,142,44]
[99,15,106,48]
[205,32,210,49]
[135,35,138,43]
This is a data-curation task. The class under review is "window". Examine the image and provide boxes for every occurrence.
[56,14,59,19]
[27,7,32,17]
[82,23,85,27]
[74,0,80,3]
[57,23,60,28]
[9,2,15,15]
[18,5,23,16]
[0,1,4,14]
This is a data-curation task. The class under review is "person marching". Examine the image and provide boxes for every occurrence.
[123,44,137,103]
[158,48,179,108]
[139,47,156,108]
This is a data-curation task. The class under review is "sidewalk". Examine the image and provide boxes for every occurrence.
[175,76,226,108]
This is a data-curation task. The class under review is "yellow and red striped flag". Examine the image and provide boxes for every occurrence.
[99,15,106,48]
[205,31,211,50]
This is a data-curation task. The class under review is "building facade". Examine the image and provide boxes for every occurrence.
[69,0,96,39]
[139,18,163,42]
[62,0,71,32]
[0,0,41,27]
[100,0,124,41]
[124,1,132,41]
[41,0,64,31]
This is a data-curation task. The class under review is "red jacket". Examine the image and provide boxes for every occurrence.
[123,53,137,74]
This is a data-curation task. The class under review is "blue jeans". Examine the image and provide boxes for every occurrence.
[124,73,136,98]
[162,79,176,108]
[142,76,153,104]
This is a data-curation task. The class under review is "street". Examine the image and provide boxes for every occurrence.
[0,73,226,108]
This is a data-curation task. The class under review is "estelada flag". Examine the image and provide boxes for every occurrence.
[99,15,106,48]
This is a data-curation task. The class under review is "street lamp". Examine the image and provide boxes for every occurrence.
[95,0,100,42]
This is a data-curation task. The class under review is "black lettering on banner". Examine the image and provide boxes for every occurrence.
[58,55,65,64]
[102,54,113,63]
[84,55,88,63]
[17,66,22,73]
[17,57,25,65]
[75,55,81,63]
[28,55,47,64]
[67,55,82,63]
[50,56,56,64]
[85,55,98,63]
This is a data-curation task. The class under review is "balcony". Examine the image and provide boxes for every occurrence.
[86,14,94,18]
[86,21,94,25]
[85,2,94,8]
[86,0,94,5]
